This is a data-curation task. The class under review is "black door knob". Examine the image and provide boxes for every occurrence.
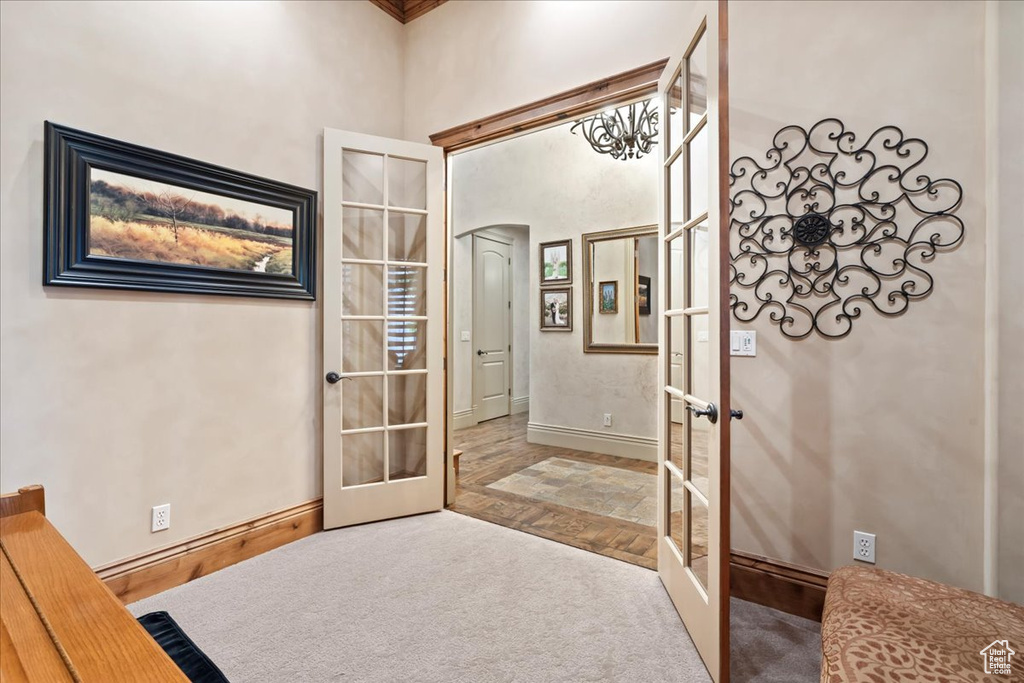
[686,403,719,424]
[730,409,744,420]
[326,372,342,384]
[477,349,486,356]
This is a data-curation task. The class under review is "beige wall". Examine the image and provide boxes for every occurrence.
[728,0,988,591]
[0,0,405,567]
[990,0,1024,604]
[403,0,699,143]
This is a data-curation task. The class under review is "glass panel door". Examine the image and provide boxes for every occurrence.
[323,130,443,528]
[657,3,731,681]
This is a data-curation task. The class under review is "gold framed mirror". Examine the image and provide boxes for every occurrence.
[582,224,658,354]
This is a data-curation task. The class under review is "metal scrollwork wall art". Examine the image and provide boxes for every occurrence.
[729,118,964,340]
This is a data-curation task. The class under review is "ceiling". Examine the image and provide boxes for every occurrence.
[370,0,447,24]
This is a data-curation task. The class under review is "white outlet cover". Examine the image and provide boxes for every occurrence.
[603,413,612,427]
[853,530,876,564]
[152,504,171,532]
[460,330,471,342]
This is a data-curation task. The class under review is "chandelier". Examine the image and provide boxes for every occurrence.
[570,99,659,161]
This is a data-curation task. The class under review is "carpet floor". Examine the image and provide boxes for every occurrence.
[129,511,819,682]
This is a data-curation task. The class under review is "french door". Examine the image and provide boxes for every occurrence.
[322,129,445,528]
[657,2,732,681]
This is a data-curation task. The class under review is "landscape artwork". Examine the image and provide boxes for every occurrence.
[89,169,295,274]
[541,288,571,331]
[45,122,316,299]
[540,239,571,285]
[599,281,618,314]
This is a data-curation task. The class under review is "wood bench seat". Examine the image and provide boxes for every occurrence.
[1,486,187,682]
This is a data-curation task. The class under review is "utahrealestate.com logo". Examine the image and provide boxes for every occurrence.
[980,640,1015,676]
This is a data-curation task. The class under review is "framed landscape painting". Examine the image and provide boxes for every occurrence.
[539,239,571,286]
[540,287,572,331]
[44,122,316,299]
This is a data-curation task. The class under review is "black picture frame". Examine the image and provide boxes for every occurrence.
[638,275,651,315]
[44,122,317,300]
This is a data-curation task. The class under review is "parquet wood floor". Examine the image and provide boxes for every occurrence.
[450,413,659,570]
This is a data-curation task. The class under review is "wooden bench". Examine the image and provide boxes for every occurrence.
[0,485,187,682]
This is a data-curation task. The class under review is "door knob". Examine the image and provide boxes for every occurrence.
[730,409,744,420]
[477,349,486,356]
[326,372,343,384]
[686,403,719,424]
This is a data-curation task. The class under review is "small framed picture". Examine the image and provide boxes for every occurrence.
[599,281,618,314]
[540,287,572,331]
[540,239,571,285]
[638,275,651,315]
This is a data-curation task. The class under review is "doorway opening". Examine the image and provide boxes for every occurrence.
[444,105,664,570]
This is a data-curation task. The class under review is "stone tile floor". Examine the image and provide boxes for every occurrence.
[488,457,676,526]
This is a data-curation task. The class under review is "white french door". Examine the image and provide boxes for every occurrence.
[322,129,445,529]
[657,2,732,681]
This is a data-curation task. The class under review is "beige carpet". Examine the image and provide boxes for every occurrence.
[129,510,819,682]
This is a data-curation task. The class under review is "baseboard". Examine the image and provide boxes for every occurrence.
[527,421,657,461]
[96,498,323,604]
[511,396,529,415]
[452,408,476,431]
[729,550,829,622]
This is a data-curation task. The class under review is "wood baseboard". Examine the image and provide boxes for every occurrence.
[526,421,658,462]
[96,498,323,605]
[729,550,829,622]
[92,493,827,622]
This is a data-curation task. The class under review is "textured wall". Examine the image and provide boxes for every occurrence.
[991,0,1024,603]
[728,0,988,591]
[0,0,405,566]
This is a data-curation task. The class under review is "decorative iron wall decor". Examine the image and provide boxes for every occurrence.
[728,118,964,340]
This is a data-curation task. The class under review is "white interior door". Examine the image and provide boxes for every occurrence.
[472,234,511,423]
[322,129,444,529]
[657,3,732,681]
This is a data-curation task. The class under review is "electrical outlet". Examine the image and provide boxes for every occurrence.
[152,504,170,532]
[603,413,613,427]
[853,530,875,564]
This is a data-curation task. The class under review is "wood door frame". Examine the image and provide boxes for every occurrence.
[471,231,514,424]
[434,59,669,506]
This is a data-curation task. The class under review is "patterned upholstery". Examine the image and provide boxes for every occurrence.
[821,566,1024,682]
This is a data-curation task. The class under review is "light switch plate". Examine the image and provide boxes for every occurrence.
[730,330,756,356]
[460,330,471,342]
